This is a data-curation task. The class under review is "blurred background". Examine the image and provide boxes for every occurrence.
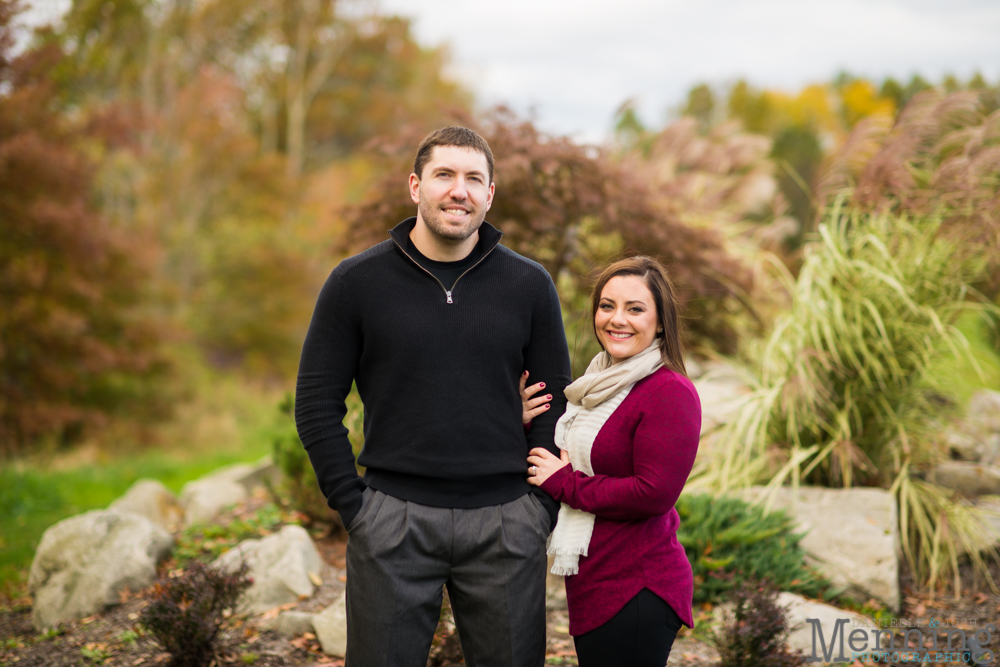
[2,0,1000,602]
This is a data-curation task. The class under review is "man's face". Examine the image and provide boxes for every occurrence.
[409,145,494,243]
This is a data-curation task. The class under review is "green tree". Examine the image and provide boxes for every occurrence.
[682,82,715,132]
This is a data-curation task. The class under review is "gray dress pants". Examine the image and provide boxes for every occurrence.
[344,488,550,667]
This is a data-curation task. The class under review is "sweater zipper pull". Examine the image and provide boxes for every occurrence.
[446,291,453,304]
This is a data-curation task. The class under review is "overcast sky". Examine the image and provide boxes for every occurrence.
[378,0,1000,143]
[21,0,1000,144]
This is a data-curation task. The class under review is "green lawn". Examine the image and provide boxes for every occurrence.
[930,310,1000,402]
[0,377,285,602]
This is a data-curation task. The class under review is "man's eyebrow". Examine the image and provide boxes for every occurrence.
[431,166,486,178]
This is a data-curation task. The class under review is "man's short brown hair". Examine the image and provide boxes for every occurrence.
[413,126,494,183]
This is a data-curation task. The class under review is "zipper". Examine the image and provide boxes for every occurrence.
[391,236,500,305]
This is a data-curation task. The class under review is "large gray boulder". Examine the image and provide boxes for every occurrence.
[930,462,1000,497]
[947,390,1000,464]
[180,477,247,526]
[313,592,347,657]
[741,486,900,611]
[29,510,173,630]
[693,362,750,435]
[207,456,278,493]
[778,593,887,664]
[214,524,322,614]
[967,390,1000,436]
[109,479,184,532]
[976,498,1000,547]
[264,610,316,638]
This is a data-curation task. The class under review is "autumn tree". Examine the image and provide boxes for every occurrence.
[0,1,166,451]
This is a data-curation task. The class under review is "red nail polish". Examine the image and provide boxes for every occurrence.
[539,383,545,388]
[545,404,550,409]
[546,395,552,400]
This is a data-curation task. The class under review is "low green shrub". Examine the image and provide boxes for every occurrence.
[173,503,292,565]
[269,392,364,525]
[676,493,828,604]
[709,579,805,667]
[141,560,252,667]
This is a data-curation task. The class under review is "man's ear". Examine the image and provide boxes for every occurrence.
[409,173,421,205]
[485,181,495,211]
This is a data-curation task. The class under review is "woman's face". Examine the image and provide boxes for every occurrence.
[595,276,660,365]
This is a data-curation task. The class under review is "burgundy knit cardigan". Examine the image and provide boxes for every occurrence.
[539,366,701,636]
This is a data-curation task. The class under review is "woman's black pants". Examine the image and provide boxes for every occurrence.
[573,588,683,667]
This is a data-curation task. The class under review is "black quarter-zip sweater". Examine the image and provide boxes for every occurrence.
[295,218,572,529]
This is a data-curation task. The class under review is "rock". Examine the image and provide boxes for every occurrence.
[28,510,173,630]
[214,525,322,614]
[684,356,705,379]
[313,592,347,657]
[180,477,247,526]
[264,610,316,638]
[930,462,1000,497]
[967,390,1000,435]
[984,434,1000,466]
[693,362,750,435]
[976,498,1000,547]
[778,592,887,664]
[739,486,900,611]
[108,479,184,532]
[946,431,983,462]
[208,456,278,493]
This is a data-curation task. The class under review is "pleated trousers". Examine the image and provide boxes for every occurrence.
[344,488,550,667]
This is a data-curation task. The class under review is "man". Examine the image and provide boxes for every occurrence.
[295,126,571,667]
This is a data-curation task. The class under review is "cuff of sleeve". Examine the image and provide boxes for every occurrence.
[532,487,560,532]
[539,464,571,498]
[334,490,364,530]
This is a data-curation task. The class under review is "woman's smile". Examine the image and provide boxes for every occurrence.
[594,275,660,364]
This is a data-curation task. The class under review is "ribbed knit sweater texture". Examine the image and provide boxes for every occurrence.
[295,218,572,529]
[540,367,701,635]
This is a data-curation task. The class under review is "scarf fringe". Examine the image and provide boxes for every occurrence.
[547,545,589,557]
[549,556,580,577]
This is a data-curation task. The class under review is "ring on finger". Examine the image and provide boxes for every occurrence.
[529,465,538,476]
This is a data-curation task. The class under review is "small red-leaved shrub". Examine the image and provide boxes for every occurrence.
[140,560,252,667]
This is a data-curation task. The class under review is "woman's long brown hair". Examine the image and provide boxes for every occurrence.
[590,256,687,376]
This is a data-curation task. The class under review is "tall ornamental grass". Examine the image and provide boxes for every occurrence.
[689,200,1000,595]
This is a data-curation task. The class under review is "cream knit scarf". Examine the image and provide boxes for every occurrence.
[547,341,663,576]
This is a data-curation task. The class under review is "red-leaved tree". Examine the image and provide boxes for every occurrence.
[0,1,166,451]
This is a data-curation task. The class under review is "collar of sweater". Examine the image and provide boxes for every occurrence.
[388,216,504,260]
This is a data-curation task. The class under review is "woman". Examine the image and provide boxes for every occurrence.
[522,256,701,667]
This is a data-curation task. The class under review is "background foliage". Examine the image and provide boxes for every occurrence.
[3,0,1000,600]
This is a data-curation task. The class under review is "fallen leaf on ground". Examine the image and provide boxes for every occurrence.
[259,601,298,619]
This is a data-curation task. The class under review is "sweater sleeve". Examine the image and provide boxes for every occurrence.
[539,374,700,521]
[294,267,367,528]
[523,275,572,528]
